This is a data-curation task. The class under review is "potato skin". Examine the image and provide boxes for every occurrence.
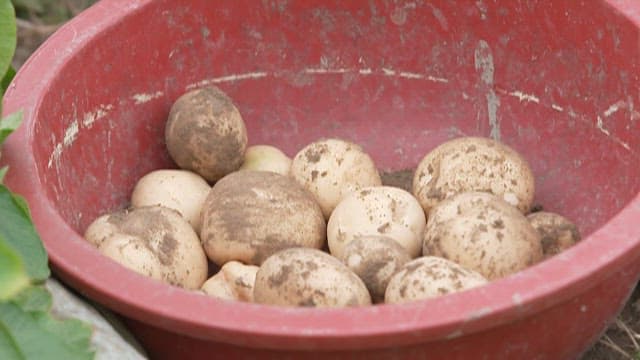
[254,248,371,308]
[86,206,208,289]
[327,186,426,259]
[240,145,292,176]
[527,211,581,258]
[339,235,411,303]
[385,256,488,304]
[165,86,247,182]
[290,138,382,219]
[201,261,259,302]
[423,192,542,280]
[200,171,326,266]
[412,137,535,214]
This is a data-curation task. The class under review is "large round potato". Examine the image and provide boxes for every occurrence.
[84,206,208,289]
[200,171,326,266]
[165,86,247,182]
[254,248,371,308]
[413,137,535,214]
[423,192,542,280]
[527,211,581,258]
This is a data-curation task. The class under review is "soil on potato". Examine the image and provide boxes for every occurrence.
[380,168,414,193]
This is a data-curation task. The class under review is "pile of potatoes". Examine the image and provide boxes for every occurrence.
[84,86,581,307]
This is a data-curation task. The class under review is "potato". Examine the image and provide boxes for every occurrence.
[385,256,488,304]
[327,186,425,259]
[527,211,581,258]
[290,138,382,219]
[201,261,259,302]
[339,235,411,303]
[239,145,292,176]
[85,206,208,289]
[254,248,371,307]
[423,192,542,280]
[200,171,326,266]
[413,137,535,214]
[165,86,247,182]
[130,169,211,234]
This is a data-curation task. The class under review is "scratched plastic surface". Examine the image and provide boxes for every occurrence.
[3,0,640,359]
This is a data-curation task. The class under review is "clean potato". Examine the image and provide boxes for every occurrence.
[413,137,535,214]
[239,145,292,175]
[327,186,426,259]
[339,235,411,303]
[290,138,382,219]
[84,206,208,289]
[423,191,543,280]
[165,86,247,182]
[527,211,581,258]
[385,256,488,304]
[201,261,259,302]
[254,248,371,307]
[200,171,326,266]
[130,169,211,234]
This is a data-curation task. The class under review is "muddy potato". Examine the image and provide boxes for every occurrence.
[201,261,259,302]
[130,169,211,234]
[385,256,488,304]
[239,145,292,176]
[85,206,208,289]
[291,138,382,219]
[254,248,371,307]
[165,86,247,182]
[527,211,581,258]
[423,192,542,280]
[413,137,535,214]
[339,235,411,303]
[327,186,426,259]
[200,171,326,266]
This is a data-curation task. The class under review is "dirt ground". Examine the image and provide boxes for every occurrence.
[11,2,640,359]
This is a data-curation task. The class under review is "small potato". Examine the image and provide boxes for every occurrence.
[130,169,211,234]
[254,248,371,307]
[413,137,535,214]
[339,236,411,303]
[291,138,382,219]
[423,192,542,280]
[327,186,426,259]
[165,86,248,182]
[200,171,326,266]
[239,145,292,176]
[201,261,259,302]
[385,256,488,304]
[85,206,208,289]
[527,211,581,258]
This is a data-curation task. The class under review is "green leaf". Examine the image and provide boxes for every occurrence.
[0,286,95,360]
[1,65,15,98]
[0,111,22,145]
[0,0,16,78]
[0,166,8,184]
[0,237,29,301]
[0,185,49,281]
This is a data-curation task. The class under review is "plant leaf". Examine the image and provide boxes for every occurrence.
[0,185,49,281]
[0,286,95,360]
[0,111,22,145]
[0,0,16,78]
[0,236,29,301]
[1,65,15,99]
[0,166,8,184]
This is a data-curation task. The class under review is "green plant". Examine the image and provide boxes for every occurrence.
[0,1,94,358]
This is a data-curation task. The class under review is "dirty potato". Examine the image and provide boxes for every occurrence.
[385,256,488,304]
[339,235,411,303]
[200,171,326,266]
[239,144,292,176]
[413,137,535,214]
[327,186,426,259]
[254,248,371,308]
[527,211,581,258]
[84,206,208,289]
[423,192,542,280]
[201,261,259,302]
[165,86,247,182]
[290,138,382,219]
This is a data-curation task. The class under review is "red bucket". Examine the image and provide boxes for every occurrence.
[4,0,640,358]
